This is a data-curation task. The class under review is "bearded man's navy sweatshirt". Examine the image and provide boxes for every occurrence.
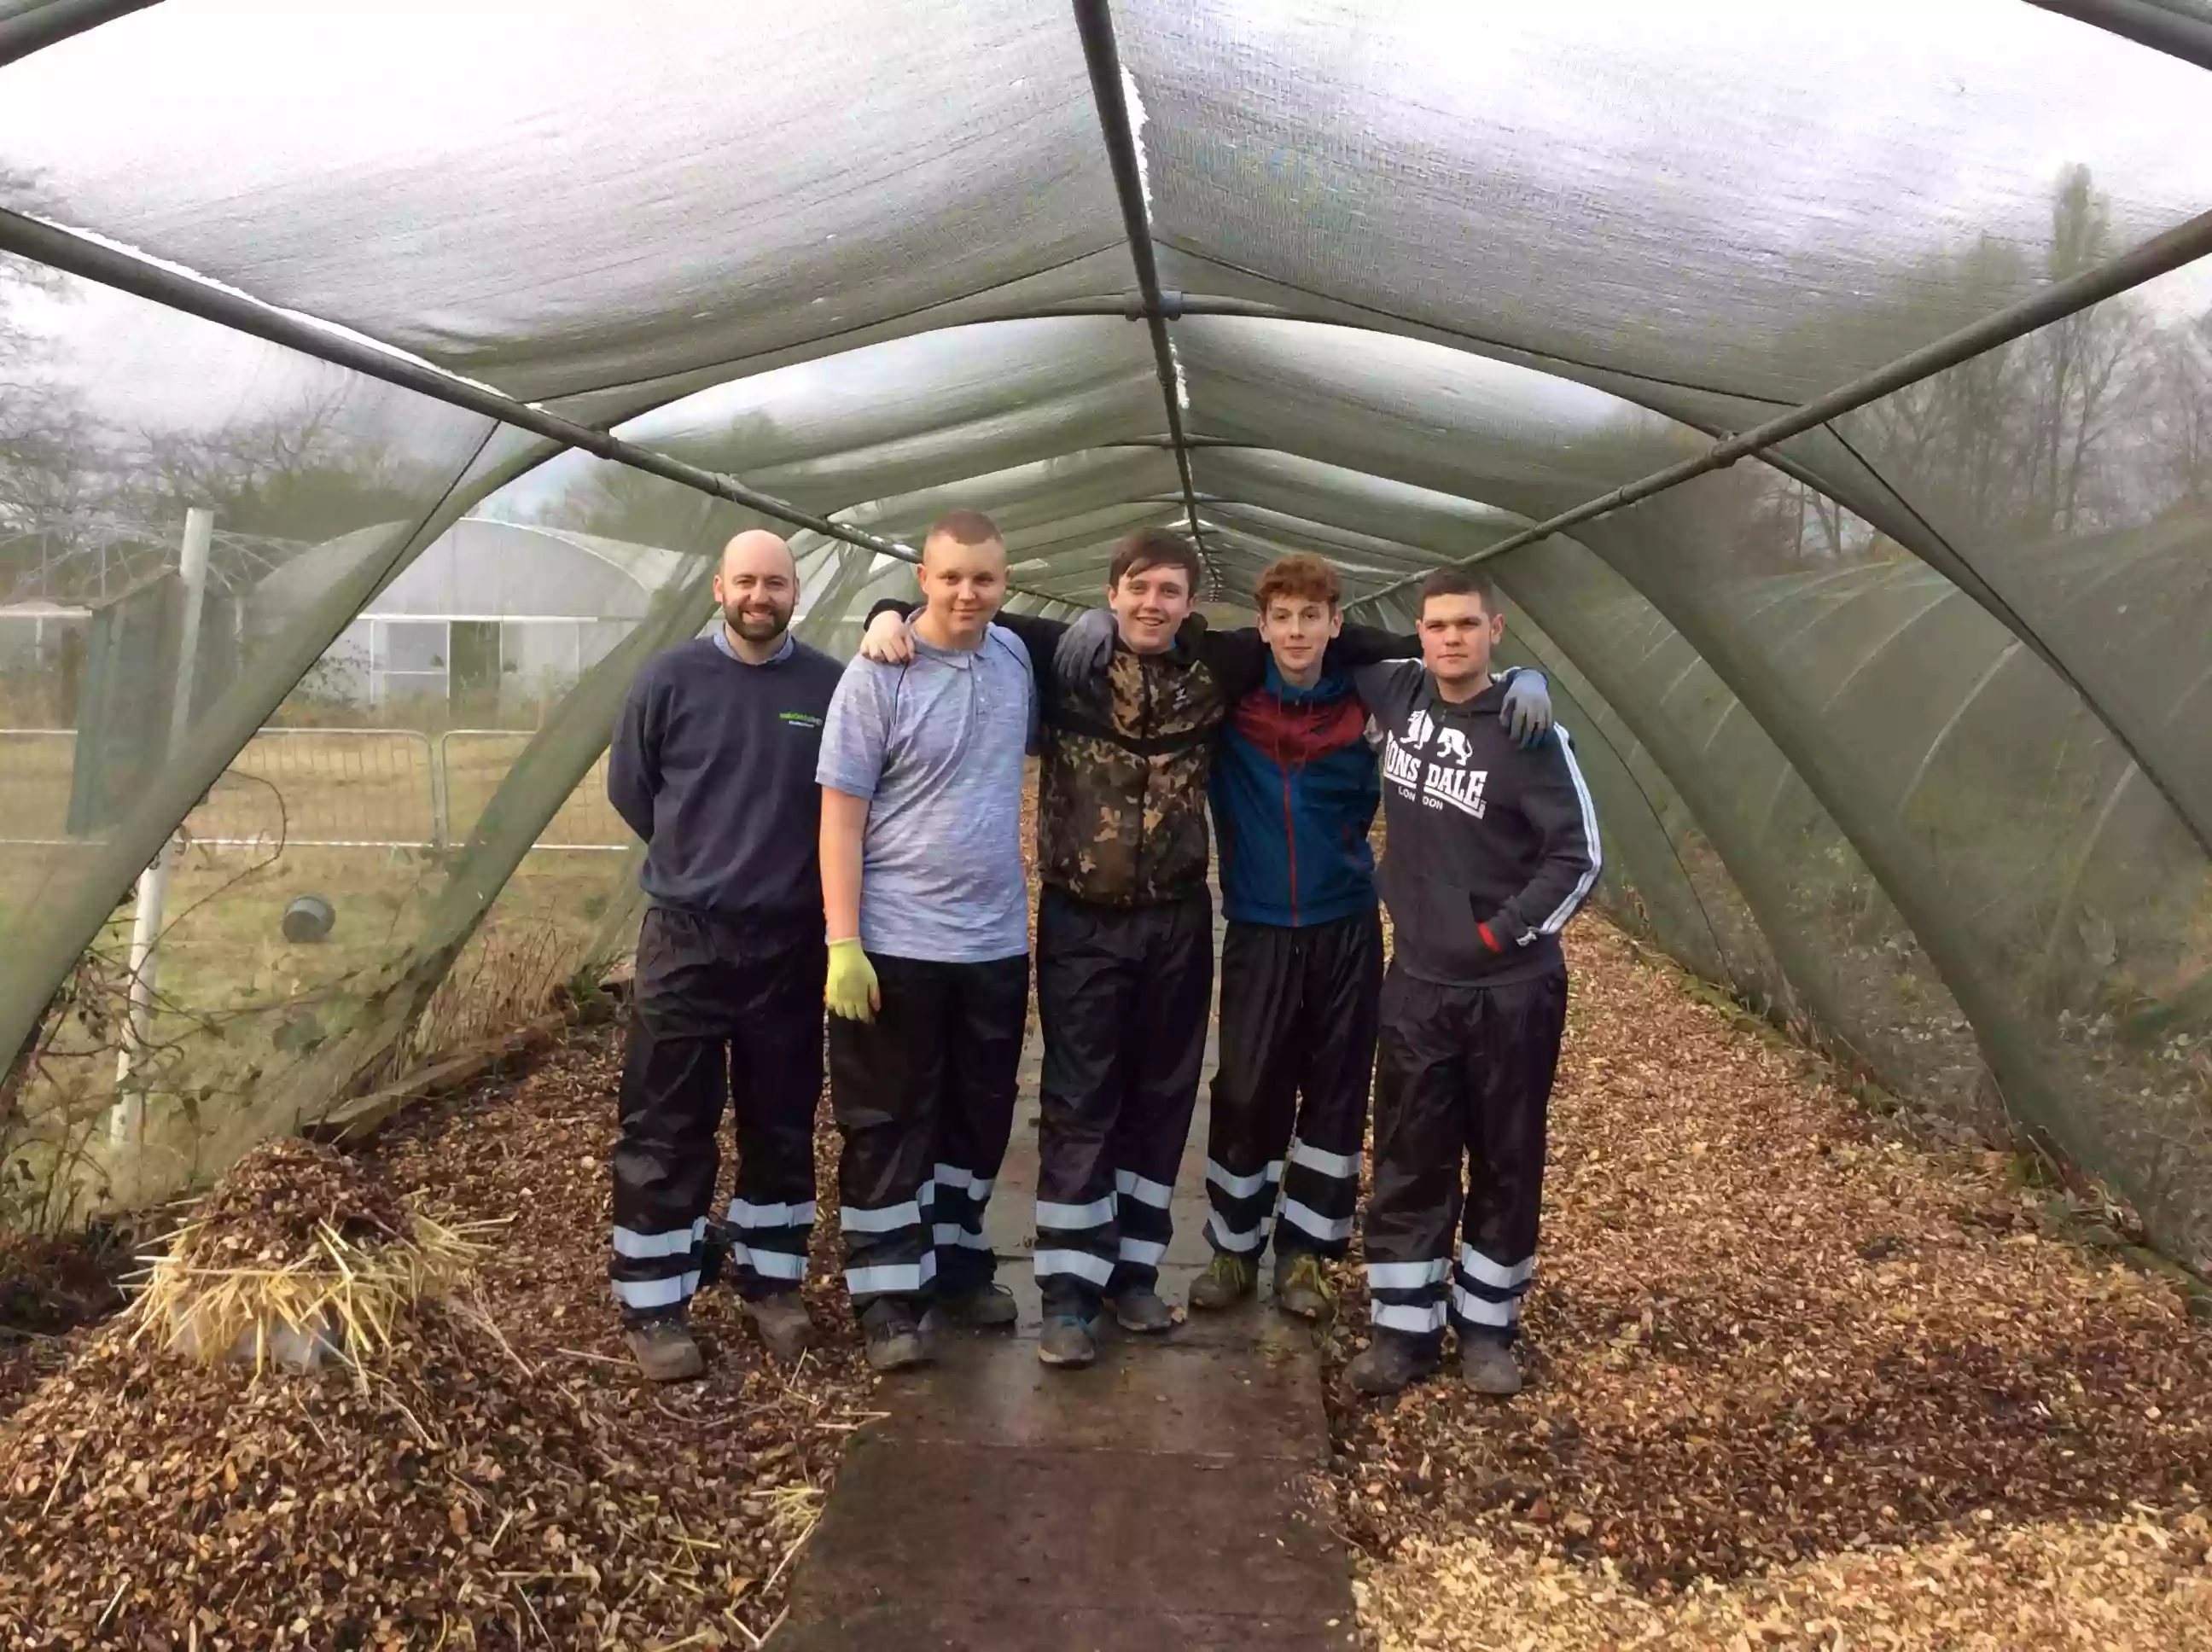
[607,632,843,950]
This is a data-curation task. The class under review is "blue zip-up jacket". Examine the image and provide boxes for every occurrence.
[1209,658,1380,928]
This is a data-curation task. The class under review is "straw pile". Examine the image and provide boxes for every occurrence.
[131,1137,482,1372]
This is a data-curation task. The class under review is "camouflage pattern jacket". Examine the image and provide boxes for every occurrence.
[1034,637,1232,906]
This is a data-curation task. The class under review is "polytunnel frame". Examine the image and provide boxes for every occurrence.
[0,0,2209,1155]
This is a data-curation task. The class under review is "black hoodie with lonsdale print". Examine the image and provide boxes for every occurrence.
[1353,660,1602,987]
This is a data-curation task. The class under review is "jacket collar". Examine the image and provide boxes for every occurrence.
[1263,655,1353,703]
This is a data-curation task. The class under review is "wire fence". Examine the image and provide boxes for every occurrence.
[0,728,633,852]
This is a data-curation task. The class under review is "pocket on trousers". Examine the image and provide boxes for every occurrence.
[632,908,713,1021]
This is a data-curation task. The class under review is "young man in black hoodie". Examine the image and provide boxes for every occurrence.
[1349,566,1601,1399]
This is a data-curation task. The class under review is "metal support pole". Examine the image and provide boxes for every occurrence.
[0,0,160,71]
[1068,0,1217,593]
[2027,0,2212,73]
[0,208,1044,608]
[111,504,210,1147]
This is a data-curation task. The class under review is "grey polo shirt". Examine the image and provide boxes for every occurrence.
[817,620,1034,963]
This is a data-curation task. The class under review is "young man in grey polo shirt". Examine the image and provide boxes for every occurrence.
[817,511,1035,1371]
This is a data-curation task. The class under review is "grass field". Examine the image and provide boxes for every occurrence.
[1,727,640,1227]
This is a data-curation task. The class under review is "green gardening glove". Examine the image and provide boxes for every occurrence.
[825,938,880,1023]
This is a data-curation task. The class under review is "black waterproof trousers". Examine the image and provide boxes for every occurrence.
[1363,963,1569,1352]
[1033,886,1213,1319]
[1204,907,1382,1263]
[610,906,826,1323]
[827,952,1029,1319]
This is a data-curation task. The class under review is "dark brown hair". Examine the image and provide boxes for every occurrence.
[1418,564,1498,614]
[1254,552,1340,612]
[1109,527,1202,593]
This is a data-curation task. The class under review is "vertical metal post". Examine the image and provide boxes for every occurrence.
[429,730,452,853]
[111,505,212,1147]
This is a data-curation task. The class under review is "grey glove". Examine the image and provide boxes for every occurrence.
[1052,607,1117,689]
[1500,670,1552,750]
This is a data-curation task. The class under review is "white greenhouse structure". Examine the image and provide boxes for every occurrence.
[259,518,690,715]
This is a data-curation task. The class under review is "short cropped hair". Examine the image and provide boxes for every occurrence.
[1254,552,1340,612]
[1109,527,1202,593]
[925,509,1004,547]
[1419,564,1498,614]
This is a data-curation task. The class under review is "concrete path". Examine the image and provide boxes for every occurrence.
[771,1027,1360,1649]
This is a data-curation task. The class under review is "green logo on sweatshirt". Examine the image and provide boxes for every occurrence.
[778,711,824,730]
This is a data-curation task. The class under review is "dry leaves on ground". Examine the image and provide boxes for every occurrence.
[0,1228,126,1422]
[1360,1513,2212,1651]
[1327,920,2212,1649]
[2,1021,877,1649]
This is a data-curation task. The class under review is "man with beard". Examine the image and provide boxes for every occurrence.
[605,528,843,1382]
[817,512,1033,1371]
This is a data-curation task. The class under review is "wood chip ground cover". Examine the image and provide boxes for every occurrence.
[178,1138,411,1266]
[0,1228,126,1422]
[1,1024,877,1649]
[1329,922,2212,1649]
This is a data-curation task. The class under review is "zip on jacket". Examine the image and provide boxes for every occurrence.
[1209,660,1379,928]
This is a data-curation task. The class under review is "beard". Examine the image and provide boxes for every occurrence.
[724,597,793,643]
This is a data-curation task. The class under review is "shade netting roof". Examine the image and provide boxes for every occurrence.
[0,0,2209,1259]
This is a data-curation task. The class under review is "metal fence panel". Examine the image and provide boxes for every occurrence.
[439,730,633,851]
[193,727,441,849]
[3,726,635,851]
[0,729,74,842]
[3,726,438,849]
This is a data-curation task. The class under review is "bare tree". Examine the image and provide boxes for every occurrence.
[1841,167,2157,546]
[2020,166,2152,536]
[0,170,91,572]
[119,391,426,542]
[2149,309,2212,515]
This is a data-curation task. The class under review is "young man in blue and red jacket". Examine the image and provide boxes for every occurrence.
[1187,554,1551,1321]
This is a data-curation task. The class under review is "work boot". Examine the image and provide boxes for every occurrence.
[859,1299,930,1373]
[935,1282,1021,1329]
[1037,1313,1098,1369]
[747,1289,815,1361]
[1458,1332,1524,1397]
[1346,1331,1439,1397]
[1106,1285,1176,1335]
[1274,1250,1337,1321]
[1187,1252,1257,1312]
[625,1315,705,1383]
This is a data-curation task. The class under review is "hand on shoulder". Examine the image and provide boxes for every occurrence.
[859,609,914,666]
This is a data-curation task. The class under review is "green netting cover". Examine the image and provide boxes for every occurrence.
[0,2,2205,1249]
